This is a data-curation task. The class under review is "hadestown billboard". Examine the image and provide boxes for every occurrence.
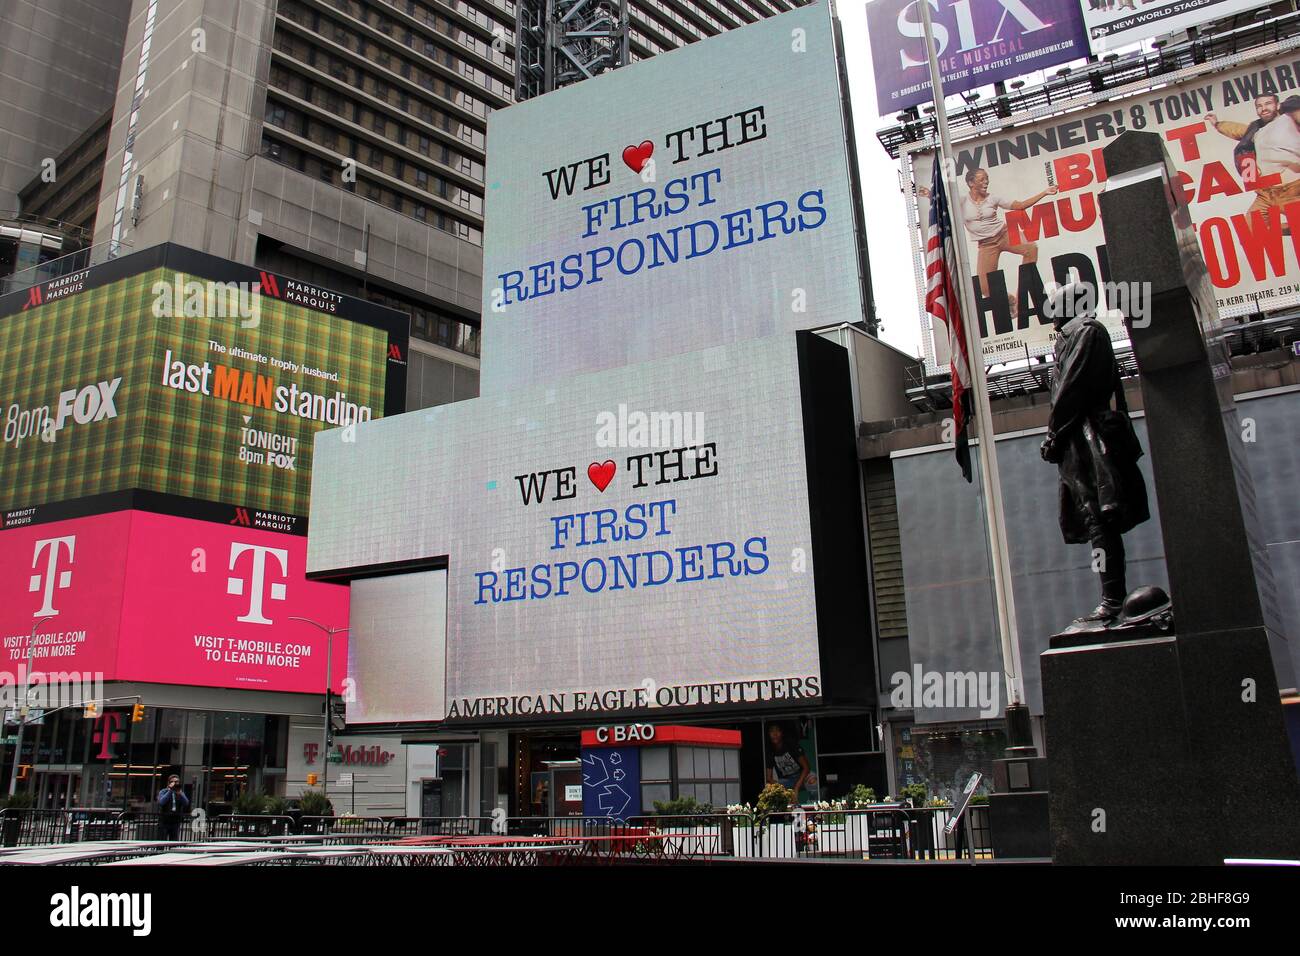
[307,334,872,725]
[479,2,869,395]
[907,49,1300,373]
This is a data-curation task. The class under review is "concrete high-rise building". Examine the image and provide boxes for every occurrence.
[73,0,806,412]
[0,0,130,215]
[0,0,129,283]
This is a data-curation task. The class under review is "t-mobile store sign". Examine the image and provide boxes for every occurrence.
[0,510,347,692]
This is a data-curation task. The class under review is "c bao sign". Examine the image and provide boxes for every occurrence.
[479,3,867,394]
[593,724,656,744]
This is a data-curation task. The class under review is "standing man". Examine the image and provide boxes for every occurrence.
[766,723,814,804]
[157,775,190,841]
[1206,94,1300,233]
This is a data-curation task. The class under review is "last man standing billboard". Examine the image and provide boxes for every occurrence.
[908,49,1300,372]
[0,255,401,522]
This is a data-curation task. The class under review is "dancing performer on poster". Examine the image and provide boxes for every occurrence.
[922,168,1057,320]
[1206,93,1300,234]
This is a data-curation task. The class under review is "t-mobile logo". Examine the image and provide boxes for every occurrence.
[226,543,289,625]
[30,535,75,617]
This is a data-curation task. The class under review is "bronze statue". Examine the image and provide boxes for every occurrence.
[1040,283,1152,629]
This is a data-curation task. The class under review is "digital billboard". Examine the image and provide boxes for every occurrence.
[309,333,871,724]
[906,51,1300,371]
[1080,0,1261,54]
[0,511,131,679]
[867,0,1089,114]
[478,3,870,395]
[0,245,406,521]
[0,510,348,693]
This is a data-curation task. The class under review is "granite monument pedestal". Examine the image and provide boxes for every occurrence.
[1041,131,1300,864]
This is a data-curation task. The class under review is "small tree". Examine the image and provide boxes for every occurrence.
[849,785,877,808]
[756,782,793,817]
[233,791,268,815]
[264,795,289,816]
[900,782,927,808]
[297,789,332,817]
[0,792,34,811]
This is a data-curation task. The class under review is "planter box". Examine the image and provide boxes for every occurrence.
[815,815,869,855]
[732,822,795,859]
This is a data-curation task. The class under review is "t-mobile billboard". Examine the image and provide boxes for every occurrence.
[479,3,868,394]
[308,333,872,724]
[0,510,348,692]
[116,512,349,692]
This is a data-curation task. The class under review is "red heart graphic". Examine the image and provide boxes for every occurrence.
[622,141,653,173]
[588,460,616,492]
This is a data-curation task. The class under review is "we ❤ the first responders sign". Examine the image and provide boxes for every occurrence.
[479,3,867,395]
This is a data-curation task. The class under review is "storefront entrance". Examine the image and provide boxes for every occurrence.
[33,771,82,810]
[2,707,290,811]
[511,731,581,816]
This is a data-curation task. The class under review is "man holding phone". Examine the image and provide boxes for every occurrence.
[157,775,190,841]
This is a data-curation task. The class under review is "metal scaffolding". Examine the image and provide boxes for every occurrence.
[515,0,630,101]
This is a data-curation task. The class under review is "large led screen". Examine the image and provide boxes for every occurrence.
[0,250,403,518]
[309,335,826,722]
[0,510,348,693]
[478,3,868,394]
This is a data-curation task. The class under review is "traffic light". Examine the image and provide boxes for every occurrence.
[17,765,31,781]
[82,701,98,719]
[131,703,145,723]
[306,773,318,787]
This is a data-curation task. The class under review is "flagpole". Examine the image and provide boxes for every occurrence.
[917,0,1032,746]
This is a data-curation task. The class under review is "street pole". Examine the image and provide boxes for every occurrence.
[8,616,55,797]
[290,618,348,798]
[916,0,1032,752]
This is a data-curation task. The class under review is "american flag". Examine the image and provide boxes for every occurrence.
[924,156,974,482]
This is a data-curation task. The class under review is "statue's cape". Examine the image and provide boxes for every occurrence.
[1049,317,1150,542]
[1049,317,1117,440]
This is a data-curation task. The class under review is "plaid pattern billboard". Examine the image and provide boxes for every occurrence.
[0,267,388,517]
